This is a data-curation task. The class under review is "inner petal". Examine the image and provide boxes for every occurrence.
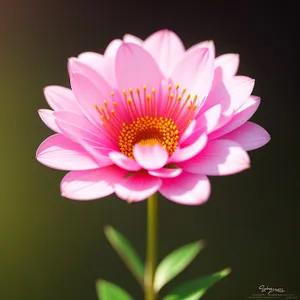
[133,142,169,170]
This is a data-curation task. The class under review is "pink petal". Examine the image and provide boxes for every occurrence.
[179,119,197,144]
[179,96,221,143]
[171,130,207,163]
[38,109,60,132]
[54,110,113,148]
[109,151,141,171]
[104,39,122,57]
[222,122,270,151]
[187,40,216,58]
[77,52,106,77]
[103,39,122,87]
[148,167,182,178]
[115,43,164,91]
[133,143,168,170]
[68,58,112,95]
[36,134,100,170]
[115,172,162,202]
[77,52,119,88]
[43,86,81,113]
[144,29,185,76]
[209,96,260,139]
[170,46,214,104]
[200,75,254,116]
[227,76,255,111]
[78,51,104,62]
[199,81,230,114]
[213,53,240,85]
[123,34,143,45]
[195,104,222,134]
[159,172,211,205]
[180,139,250,175]
[61,166,127,200]
[69,72,110,128]
[77,137,113,167]
[214,108,235,131]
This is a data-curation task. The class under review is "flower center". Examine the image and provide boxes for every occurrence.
[94,84,198,159]
[119,116,179,159]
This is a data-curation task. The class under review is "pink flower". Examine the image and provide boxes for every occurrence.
[36,29,270,205]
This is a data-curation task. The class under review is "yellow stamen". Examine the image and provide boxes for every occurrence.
[94,85,197,160]
[118,116,179,159]
[122,90,127,100]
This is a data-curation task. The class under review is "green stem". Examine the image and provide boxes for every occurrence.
[145,193,158,300]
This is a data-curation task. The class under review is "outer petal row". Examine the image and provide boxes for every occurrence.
[222,122,270,151]
[159,172,210,205]
[61,166,127,200]
[36,134,105,170]
[60,167,211,205]
[43,85,82,113]
[180,139,250,175]
[209,96,260,139]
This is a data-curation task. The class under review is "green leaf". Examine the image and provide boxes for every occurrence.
[162,268,231,300]
[96,280,134,300]
[104,226,144,286]
[154,240,205,292]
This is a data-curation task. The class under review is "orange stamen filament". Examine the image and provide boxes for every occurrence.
[94,84,197,159]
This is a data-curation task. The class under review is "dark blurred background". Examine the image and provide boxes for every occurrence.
[1,0,299,299]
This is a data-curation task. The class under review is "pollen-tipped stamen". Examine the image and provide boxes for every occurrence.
[94,84,197,159]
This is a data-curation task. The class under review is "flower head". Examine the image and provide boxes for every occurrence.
[36,29,270,205]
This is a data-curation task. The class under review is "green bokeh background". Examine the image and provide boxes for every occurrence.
[1,1,299,299]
